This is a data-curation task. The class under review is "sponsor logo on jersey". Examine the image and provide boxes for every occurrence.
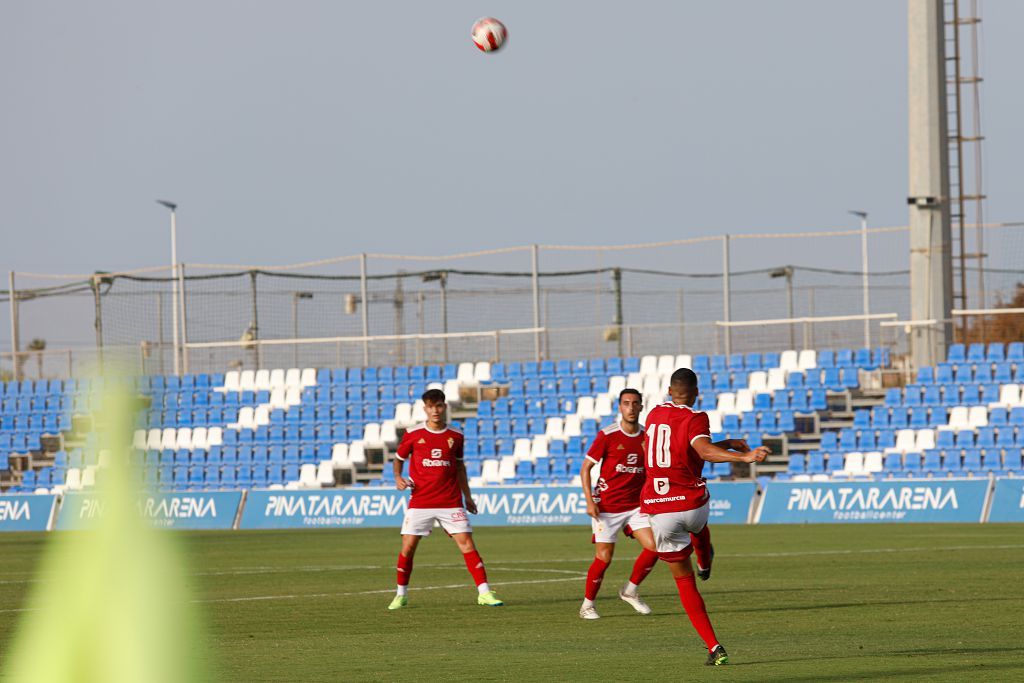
[448,437,455,448]
[614,464,644,474]
[422,459,451,467]
[626,453,639,465]
[417,438,426,444]
[616,444,625,450]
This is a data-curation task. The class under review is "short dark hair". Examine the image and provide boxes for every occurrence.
[619,388,642,402]
[670,367,698,390]
[421,388,447,405]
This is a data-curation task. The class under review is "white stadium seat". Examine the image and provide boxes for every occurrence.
[253,406,271,427]
[132,430,147,450]
[656,355,675,376]
[797,349,817,372]
[575,397,597,421]
[161,428,178,451]
[97,450,113,468]
[394,403,413,427]
[594,395,614,418]
[863,451,884,473]
[499,456,517,480]
[269,368,286,390]
[915,429,936,452]
[531,436,549,460]
[457,362,476,385]
[545,417,565,440]
[221,370,241,392]
[947,406,970,431]
[254,369,272,392]
[316,461,335,487]
[348,442,367,466]
[641,374,662,400]
[300,368,317,387]
[299,463,319,488]
[284,387,302,407]
[207,427,224,447]
[238,370,257,392]
[380,421,399,447]
[779,350,799,373]
[563,415,582,438]
[443,380,462,406]
[64,468,82,491]
[411,400,427,424]
[716,393,737,415]
[735,389,754,414]
[513,438,533,461]
[481,459,501,484]
[639,355,658,377]
[363,423,383,448]
[675,354,692,370]
[146,428,163,451]
[888,429,917,454]
[474,361,492,384]
[968,406,988,429]
[837,452,865,477]
[331,443,350,468]
[81,466,97,488]
[626,372,643,392]
[706,410,723,434]
[607,376,627,397]
[747,371,769,394]
[192,427,209,450]
[285,368,302,388]
[767,368,787,392]
[996,384,1021,408]
[175,427,193,450]
[269,387,288,410]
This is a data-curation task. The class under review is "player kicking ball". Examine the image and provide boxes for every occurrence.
[387,389,503,610]
[643,368,769,665]
[578,388,661,620]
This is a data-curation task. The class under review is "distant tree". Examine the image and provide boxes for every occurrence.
[962,283,1024,345]
[28,338,46,379]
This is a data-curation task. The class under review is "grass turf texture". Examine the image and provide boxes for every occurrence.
[2,524,1023,681]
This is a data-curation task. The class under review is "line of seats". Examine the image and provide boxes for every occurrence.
[784,449,1024,480]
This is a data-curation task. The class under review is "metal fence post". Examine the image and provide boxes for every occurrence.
[179,264,190,375]
[8,272,20,382]
[249,270,260,370]
[531,245,541,361]
[360,253,370,366]
[612,267,624,357]
[722,235,732,356]
[92,274,104,372]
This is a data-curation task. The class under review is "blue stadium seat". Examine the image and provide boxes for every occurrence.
[1007,342,1024,363]
[921,451,942,474]
[838,429,857,451]
[966,343,986,363]
[883,453,902,472]
[821,368,841,391]
[947,343,966,363]
[936,430,955,450]
[692,355,710,373]
[858,431,877,451]
[817,350,834,368]
[853,410,870,429]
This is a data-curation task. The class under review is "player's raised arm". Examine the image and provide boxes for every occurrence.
[693,437,770,464]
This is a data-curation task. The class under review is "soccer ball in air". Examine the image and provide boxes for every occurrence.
[472,17,507,53]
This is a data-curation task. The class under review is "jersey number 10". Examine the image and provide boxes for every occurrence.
[646,424,672,495]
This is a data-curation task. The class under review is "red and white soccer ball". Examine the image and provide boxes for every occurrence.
[472,17,507,53]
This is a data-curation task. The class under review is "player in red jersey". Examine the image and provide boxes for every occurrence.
[387,388,504,610]
[642,368,770,665]
[578,388,660,619]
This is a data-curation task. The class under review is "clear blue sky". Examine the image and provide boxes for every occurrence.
[2,1,1023,348]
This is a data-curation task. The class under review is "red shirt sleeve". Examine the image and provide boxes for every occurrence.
[452,432,464,460]
[396,429,415,461]
[688,412,712,446]
[585,431,607,463]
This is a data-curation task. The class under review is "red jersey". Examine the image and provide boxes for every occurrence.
[586,423,646,513]
[640,402,712,514]
[395,423,465,509]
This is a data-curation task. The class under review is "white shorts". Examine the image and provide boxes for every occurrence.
[648,502,710,560]
[591,508,651,544]
[401,507,472,537]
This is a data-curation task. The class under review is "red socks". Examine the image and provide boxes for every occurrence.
[396,553,413,587]
[584,557,610,600]
[691,525,712,570]
[629,549,659,586]
[462,550,489,587]
[674,574,719,652]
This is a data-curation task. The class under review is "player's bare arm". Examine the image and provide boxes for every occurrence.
[456,460,478,514]
[713,438,750,452]
[394,457,414,490]
[579,459,600,519]
[694,437,770,464]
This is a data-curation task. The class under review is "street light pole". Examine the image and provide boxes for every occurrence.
[156,200,180,376]
[770,267,795,348]
[849,210,870,348]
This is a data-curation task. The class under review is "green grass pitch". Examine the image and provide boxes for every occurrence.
[2,524,1023,681]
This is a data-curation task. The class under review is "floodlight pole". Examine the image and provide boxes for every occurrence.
[849,210,871,348]
[157,200,181,376]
